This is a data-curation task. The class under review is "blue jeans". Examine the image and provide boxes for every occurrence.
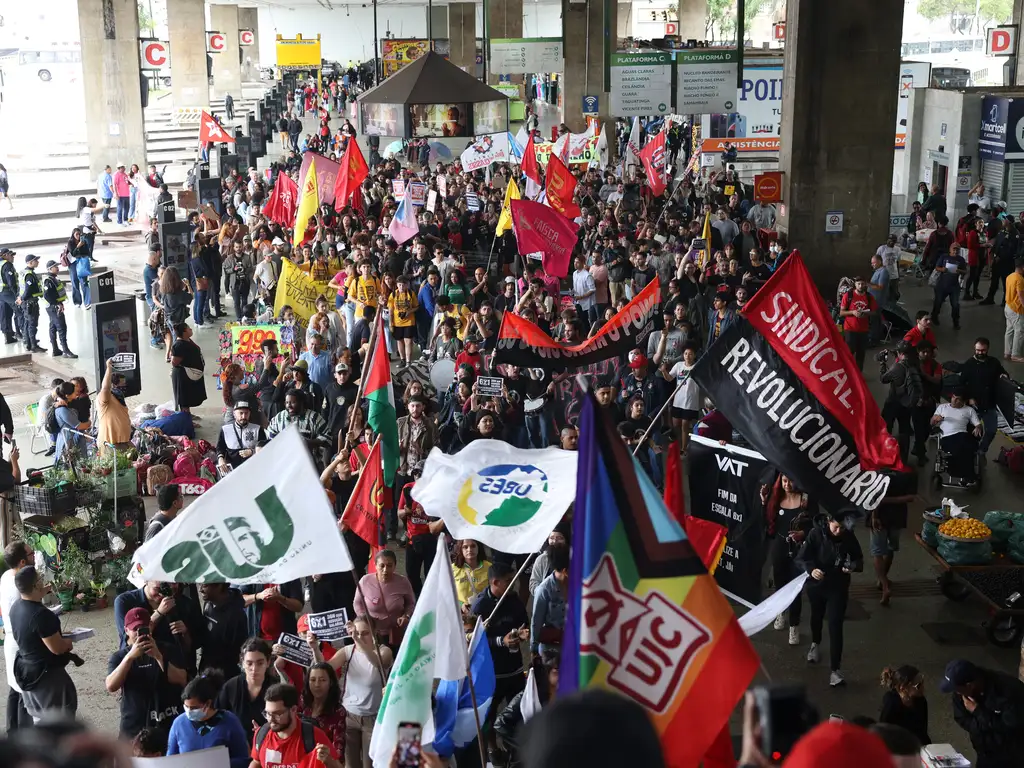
[979,407,999,454]
[128,187,137,220]
[525,410,554,448]
[193,290,207,325]
[116,197,129,224]
[81,281,91,306]
[341,302,357,347]
[68,265,83,305]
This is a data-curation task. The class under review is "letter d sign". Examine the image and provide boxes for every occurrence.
[986,26,1016,56]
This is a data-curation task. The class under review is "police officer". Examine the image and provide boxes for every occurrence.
[42,260,77,359]
[0,247,22,344]
[215,401,267,472]
[20,254,45,353]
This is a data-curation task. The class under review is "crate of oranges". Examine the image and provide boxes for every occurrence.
[937,517,992,543]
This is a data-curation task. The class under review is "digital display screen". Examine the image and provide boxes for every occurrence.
[473,100,508,135]
[410,103,469,137]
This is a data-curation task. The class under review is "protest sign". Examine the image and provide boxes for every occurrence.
[307,608,351,641]
[427,189,438,212]
[393,179,406,200]
[110,352,137,372]
[475,376,504,397]
[277,632,314,667]
[408,182,427,205]
[686,435,769,605]
[133,746,230,768]
[465,191,480,211]
[231,325,284,356]
[273,260,331,324]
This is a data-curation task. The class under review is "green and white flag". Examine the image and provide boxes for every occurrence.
[412,440,578,554]
[130,426,352,585]
[369,536,465,768]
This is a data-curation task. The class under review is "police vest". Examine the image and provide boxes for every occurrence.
[220,422,262,453]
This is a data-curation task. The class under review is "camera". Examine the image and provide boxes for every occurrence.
[752,684,819,761]
[158,583,174,598]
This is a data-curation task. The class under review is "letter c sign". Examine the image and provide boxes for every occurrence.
[240,29,255,46]
[208,31,226,53]
[140,40,169,70]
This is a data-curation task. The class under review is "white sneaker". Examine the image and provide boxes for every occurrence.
[806,643,820,663]
[830,670,846,687]
[788,626,800,646]
[773,613,786,631]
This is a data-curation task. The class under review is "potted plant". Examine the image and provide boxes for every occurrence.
[103,556,134,595]
[90,579,111,610]
[54,540,90,611]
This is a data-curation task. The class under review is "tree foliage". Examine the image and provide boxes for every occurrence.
[917,0,1012,31]
[138,2,156,35]
[706,0,778,42]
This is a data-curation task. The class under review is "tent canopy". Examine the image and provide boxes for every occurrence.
[359,51,508,105]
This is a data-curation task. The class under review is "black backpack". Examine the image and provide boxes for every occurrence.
[254,718,317,754]
[44,406,60,437]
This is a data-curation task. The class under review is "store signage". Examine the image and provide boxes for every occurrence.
[208,31,226,53]
[140,40,169,70]
[753,172,782,203]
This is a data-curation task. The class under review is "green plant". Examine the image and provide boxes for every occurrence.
[51,516,88,533]
[102,556,134,589]
[55,540,91,592]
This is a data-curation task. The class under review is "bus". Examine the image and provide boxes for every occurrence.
[13,47,82,82]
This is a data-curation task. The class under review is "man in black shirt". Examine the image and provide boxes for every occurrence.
[105,606,186,737]
[198,583,248,679]
[960,336,1010,457]
[323,362,358,445]
[257,337,281,420]
[114,582,205,676]
[9,566,78,721]
[145,483,183,542]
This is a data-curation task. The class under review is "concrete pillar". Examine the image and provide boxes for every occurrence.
[776,0,904,289]
[238,7,261,81]
[616,2,631,45]
[449,3,477,72]
[562,0,616,133]
[678,0,706,41]
[210,4,243,99]
[488,0,523,84]
[77,0,146,178]
[429,6,449,43]
[167,0,210,110]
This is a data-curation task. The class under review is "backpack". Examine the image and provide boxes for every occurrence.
[254,718,317,754]
[997,445,1024,475]
[44,406,60,436]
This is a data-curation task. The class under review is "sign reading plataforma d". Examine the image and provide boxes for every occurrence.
[130,426,353,585]
[677,49,739,115]
[412,441,577,554]
[610,52,672,117]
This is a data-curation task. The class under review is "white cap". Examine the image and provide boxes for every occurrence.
[271,237,285,246]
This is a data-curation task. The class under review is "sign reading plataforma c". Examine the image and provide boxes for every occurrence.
[130,426,352,585]
[412,441,577,554]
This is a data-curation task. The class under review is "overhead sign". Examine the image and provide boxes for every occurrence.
[208,31,226,53]
[239,29,255,47]
[610,52,672,117]
[140,40,169,70]
[772,22,786,41]
[676,49,739,116]
[276,33,322,69]
[665,22,678,36]
[979,95,1010,161]
[582,95,599,116]
[986,25,1017,56]
[753,172,782,203]
[699,63,782,153]
[490,38,563,75]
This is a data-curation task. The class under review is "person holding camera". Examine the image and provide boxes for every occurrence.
[105,606,187,738]
[878,340,922,464]
[388,273,419,368]
[114,581,205,675]
[795,510,864,688]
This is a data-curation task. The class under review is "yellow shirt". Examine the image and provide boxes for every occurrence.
[388,290,419,327]
[439,306,471,339]
[453,560,491,607]
[1006,271,1024,315]
[345,275,381,318]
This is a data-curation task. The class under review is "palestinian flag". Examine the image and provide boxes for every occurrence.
[365,312,399,485]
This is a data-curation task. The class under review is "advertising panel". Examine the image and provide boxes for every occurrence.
[382,39,429,77]
[896,61,930,150]
[700,63,782,153]
[410,103,469,137]
[979,95,1010,161]
[361,101,408,138]
[473,100,508,135]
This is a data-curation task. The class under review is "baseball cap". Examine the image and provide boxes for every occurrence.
[233,400,251,410]
[628,353,649,370]
[783,722,891,768]
[116,161,125,168]
[292,359,309,372]
[939,659,979,693]
[24,254,38,264]
[124,606,151,632]
[297,614,310,634]
[45,260,58,269]
[334,362,350,373]
[272,237,286,246]
[505,276,516,284]
[0,248,13,257]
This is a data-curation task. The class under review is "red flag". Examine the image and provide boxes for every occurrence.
[333,139,370,212]
[522,131,541,185]
[703,726,737,768]
[197,110,235,144]
[638,130,668,196]
[341,439,385,550]
[664,441,728,572]
[263,172,299,226]
[510,199,578,278]
[545,154,582,219]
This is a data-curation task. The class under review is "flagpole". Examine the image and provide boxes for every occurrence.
[482,549,536,629]
[354,580,392,690]
[631,373,689,458]
[449,566,490,768]
[344,310,382,444]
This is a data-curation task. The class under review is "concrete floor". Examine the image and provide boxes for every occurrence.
[1,154,1023,759]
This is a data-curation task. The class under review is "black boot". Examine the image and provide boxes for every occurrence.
[62,348,78,359]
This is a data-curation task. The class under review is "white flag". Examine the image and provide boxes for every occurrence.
[130,426,352,584]
[625,116,642,171]
[412,441,577,554]
[520,667,542,723]
[369,537,465,768]
[460,132,511,172]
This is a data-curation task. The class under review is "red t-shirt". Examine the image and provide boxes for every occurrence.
[841,291,875,334]
[455,350,482,374]
[251,721,336,768]
[259,585,286,641]
[903,325,937,349]
[400,482,432,538]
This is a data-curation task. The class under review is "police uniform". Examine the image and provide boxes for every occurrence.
[216,402,268,468]
[42,260,76,358]
[0,249,22,342]
[20,255,44,352]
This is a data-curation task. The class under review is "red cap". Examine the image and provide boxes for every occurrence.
[629,353,649,370]
[783,723,892,768]
[297,614,310,634]
[124,606,151,632]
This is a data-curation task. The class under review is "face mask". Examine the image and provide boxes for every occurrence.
[186,707,207,722]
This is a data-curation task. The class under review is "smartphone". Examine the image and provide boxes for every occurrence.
[396,722,422,768]
[136,625,150,638]
[753,684,818,761]
[829,714,844,724]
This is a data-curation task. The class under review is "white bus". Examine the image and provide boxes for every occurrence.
[13,47,82,82]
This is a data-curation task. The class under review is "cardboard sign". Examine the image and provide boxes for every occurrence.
[476,376,504,397]
[427,189,438,213]
[392,179,406,200]
[133,746,230,768]
[231,325,284,356]
[306,608,350,641]
[277,632,314,667]
[438,176,448,198]
[466,191,480,211]
[110,352,137,372]
[409,182,427,206]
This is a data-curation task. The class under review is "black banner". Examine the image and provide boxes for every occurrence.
[689,320,892,514]
[687,435,768,605]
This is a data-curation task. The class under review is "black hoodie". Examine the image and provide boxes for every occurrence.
[795,517,864,591]
[200,588,248,679]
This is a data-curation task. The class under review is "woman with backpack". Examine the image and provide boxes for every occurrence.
[62,229,89,305]
[51,381,90,463]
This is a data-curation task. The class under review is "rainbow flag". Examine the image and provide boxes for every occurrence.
[560,394,758,768]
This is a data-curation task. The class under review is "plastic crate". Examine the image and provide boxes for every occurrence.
[21,515,90,560]
[101,468,138,500]
[16,484,78,518]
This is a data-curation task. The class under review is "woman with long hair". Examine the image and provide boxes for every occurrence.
[159,267,192,357]
[302,662,346,758]
[64,228,89,305]
[220,363,262,424]
[167,670,250,768]
[127,163,141,222]
[77,196,105,261]
[170,323,207,415]
[68,376,91,424]
[215,638,280,747]
[879,664,930,746]
[452,539,491,614]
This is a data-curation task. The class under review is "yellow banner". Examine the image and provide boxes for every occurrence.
[275,34,322,68]
[274,260,332,324]
[534,137,599,167]
[381,39,430,77]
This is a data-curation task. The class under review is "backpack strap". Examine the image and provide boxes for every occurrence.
[255,722,271,751]
[301,719,317,753]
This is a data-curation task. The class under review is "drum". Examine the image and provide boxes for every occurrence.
[429,358,457,391]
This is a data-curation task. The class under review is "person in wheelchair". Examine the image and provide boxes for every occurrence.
[930,388,983,484]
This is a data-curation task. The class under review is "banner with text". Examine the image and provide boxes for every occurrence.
[274,260,332,324]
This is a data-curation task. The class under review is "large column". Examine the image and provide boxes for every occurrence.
[449,3,477,72]
[210,4,243,99]
[166,0,210,110]
[238,7,262,81]
[616,2,631,45]
[776,0,904,289]
[678,0,706,40]
[488,0,523,84]
[562,0,616,133]
[78,0,146,178]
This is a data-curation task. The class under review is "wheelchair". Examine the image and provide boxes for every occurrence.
[929,426,984,493]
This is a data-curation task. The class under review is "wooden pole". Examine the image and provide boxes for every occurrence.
[354,578,392,690]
